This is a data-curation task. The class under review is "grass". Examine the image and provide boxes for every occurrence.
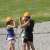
[0,0,50,27]
[32,16,50,22]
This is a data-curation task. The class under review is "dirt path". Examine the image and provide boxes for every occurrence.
[0,21,50,50]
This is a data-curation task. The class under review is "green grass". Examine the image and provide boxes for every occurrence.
[0,0,50,27]
[32,16,50,22]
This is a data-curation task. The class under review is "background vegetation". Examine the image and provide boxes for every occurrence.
[0,0,50,27]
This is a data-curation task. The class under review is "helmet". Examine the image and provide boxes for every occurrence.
[23,12,30,17]
[6,16,13,22]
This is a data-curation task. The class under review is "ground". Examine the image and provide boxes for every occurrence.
[0,0,50,50]
[0,21,50,50]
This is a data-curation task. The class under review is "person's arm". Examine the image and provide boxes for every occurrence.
[13,20,16,28]
[20,19,30,28]
[7,25,15,28]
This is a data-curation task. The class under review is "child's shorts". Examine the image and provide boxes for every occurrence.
[7,37,16,45]
[22,34,33,43]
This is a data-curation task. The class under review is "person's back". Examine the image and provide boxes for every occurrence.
[25,19,34,35]
[20,11,35,50]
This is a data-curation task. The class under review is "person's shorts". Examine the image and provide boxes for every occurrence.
[22,34,33,43]
[7,37,16,45]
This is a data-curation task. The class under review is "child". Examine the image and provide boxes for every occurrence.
[6,16,16,50]
[20,12,35,50]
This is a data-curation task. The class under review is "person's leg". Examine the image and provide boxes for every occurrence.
[29,34,35,50]
[8,45,11,50]
[22,38,27,50]
[26,41,30,50]
[11,40,15,50]
[8,40,15,50]
[22,43,26,50]
[30,42,35,50]
[8,40,12,50]
[11,44,15,50]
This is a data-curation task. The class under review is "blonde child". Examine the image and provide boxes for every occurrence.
[20,12,35,50]
[6,16,16,50]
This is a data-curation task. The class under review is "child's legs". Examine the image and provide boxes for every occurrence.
[8,40,15,50]
[26,41,30,50]
[8,40,12,50]
[22,43,26,50]
[30,42,35,50]
[22,37,27,50]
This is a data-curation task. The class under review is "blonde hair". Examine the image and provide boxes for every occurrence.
[6,16,14,25]
[23,12,30,17]
[6,16,13,22]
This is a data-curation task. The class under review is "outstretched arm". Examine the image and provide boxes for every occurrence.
[20,19,30,28]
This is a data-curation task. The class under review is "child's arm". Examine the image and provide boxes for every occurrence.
[7,25,15,28]
[13,20,16,27]
[20,19,30,28]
